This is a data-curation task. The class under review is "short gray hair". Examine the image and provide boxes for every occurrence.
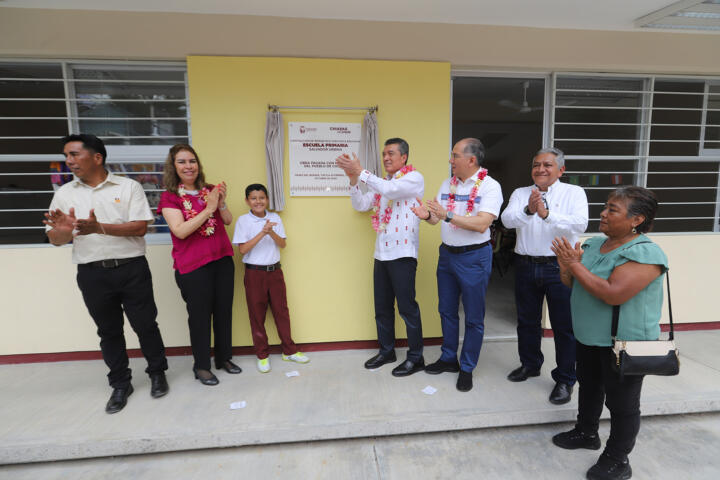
[462,138,485,165]
[535,147,565,169]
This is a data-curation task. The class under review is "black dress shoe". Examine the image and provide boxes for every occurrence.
[391,358,425,377]
[105,384,133,414]
[456,370,473,392]
[218,360,242,374]
[193,368,219,386]
[549,382,573,405]
[150,373,169,398]
[552,426,601,450]
[507,365,541,382]
[425,358,460,375]
[586,452,632,480]
[364,351,397,369]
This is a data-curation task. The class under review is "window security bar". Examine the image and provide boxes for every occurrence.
[0,172,163,176]
[0,189,166,194]
[555,122,720,127]
[0,78,186,84]
[0,136,189,140]
[557,88,720,96]
[555,106,720,111]
[0,117,190,121]
[0,98,187,102]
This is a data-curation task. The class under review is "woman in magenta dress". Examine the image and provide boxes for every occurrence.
[158,144,240,385]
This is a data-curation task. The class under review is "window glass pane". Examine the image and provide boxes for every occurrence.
[0,63,63,79]
[703,85,720,150]
[0,79,65,99]
[554,76,645,157]
[0,139,66,155]
[0,100,66,117]
[563,158,638,232]
[650,80,703,156]
[107,164,169,231]
[76,100,187,119]
[71,67,185,82]
[647,161,719,232]
[73,82,186,100]
[77,119,188,139]
[1,61,188,245]
[0,119,67,137]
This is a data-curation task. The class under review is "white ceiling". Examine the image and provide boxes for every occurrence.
[0,0,690,32]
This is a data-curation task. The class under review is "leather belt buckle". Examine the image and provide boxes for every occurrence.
[101,259,120,268]
[266,264,276,272]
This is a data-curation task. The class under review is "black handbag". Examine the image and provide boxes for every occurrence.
[611,271,680,381]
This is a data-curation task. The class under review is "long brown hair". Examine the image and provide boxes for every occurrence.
[163,144,207,194]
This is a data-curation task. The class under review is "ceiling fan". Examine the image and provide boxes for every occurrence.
[499,81,543,113]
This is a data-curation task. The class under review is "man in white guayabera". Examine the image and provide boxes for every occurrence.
[336,138,426,377]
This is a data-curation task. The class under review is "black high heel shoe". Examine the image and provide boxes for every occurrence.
[218,360,242,374]
[193,367,219,386]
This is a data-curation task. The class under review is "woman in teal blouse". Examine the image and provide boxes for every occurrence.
[550,186,667,480]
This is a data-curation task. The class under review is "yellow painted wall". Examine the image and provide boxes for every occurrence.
[0,57,451,356]
[187,56,451,347]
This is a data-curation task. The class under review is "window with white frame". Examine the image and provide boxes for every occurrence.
[551,73,720,233]
[0,60,190,245]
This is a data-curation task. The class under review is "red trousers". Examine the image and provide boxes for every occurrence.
[243,267,298,359]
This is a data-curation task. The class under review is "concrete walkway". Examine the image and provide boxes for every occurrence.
[1,331,719,465]
[4,413,720,479]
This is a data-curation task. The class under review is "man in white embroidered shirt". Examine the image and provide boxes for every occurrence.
[411,138,503,392]
[501,147,588,405]
[43,134,169,414]
[336,138,425,377]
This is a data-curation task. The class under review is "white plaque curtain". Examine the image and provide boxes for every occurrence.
[265,110,285,211]
[359,111,380,177]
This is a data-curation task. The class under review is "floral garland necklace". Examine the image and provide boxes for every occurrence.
[446,168,488,228]
[178,184,217,237]
[371,164,416,233]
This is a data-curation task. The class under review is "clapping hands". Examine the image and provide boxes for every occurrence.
[551,236,583,269]
[261,219,277,234]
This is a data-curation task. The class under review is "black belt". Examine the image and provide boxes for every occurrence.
[245,262,281,272]
[517,254,557,264]
[441,241,490,254]
[82,256,144,269]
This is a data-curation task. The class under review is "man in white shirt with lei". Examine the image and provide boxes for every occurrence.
[411,138,502,392]
[501,147,588,405]
[336,138,425,377]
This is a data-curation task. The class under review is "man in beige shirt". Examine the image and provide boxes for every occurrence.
[44,134,169,414]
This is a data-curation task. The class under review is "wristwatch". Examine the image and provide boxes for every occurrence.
[524,206,533,216]
[444,211,454,223]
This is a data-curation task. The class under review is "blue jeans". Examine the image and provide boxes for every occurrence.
[437,244,492,372]
[514,256,576,385]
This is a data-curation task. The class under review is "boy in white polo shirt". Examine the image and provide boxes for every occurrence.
[232,183,309,373]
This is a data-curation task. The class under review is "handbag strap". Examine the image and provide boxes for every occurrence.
[612,269,674,341]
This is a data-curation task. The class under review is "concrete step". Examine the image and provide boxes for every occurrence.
[1,333,719,465]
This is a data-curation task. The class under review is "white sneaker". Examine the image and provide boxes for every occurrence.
[257,358,271,373]
[282,352,310,364]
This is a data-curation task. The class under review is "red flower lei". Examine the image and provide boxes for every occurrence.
[446,168,488,228]
[178,184,217,237]
[371,164,416,233]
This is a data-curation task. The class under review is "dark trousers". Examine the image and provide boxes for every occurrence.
[514,256,576,385]
[244,266,298,359]
[76,256,167,389]
[437,244,492,372]
[576,341,645,460]
[373,257,423,362]
[175,256,235,370]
